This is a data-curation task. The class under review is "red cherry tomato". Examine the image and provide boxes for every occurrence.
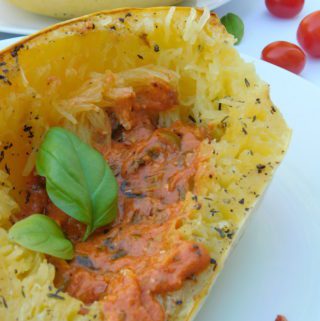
[265,0,304,18]
[297,11,320,57]
[261,41,306,74]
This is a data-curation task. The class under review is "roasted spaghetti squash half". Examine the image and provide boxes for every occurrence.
[0,7,291,321]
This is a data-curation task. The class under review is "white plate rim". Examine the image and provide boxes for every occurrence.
[0,0,231,35]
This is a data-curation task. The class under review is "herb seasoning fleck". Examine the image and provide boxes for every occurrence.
[11,44,24,58]
[210,209,219,216]
[75,255,97,270]
[47,288,65,300]
[194,203,202,210]
[215,227,225,238]
[21,286,26,298]
[4,164,10,175]
[256,164,266,173]
[210,258,218,271]
[111,249,128,260]
[103,238,116,251]
[23,124,34,138]
[0,296,8,308]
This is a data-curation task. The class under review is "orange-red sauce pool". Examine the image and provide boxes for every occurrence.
[17,80,211,321]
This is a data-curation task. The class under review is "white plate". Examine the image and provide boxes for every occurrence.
[1,37,319,321]
[0,0,230,35]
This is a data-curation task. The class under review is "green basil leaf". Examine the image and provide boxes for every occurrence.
[36,127,118,240]
[8,214,73,259]
[221,13,244,45]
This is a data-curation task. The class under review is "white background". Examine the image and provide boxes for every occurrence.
[215,0,320,86]
[0,0,319,86]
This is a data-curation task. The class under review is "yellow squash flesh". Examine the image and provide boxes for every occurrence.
[0,7,291,321]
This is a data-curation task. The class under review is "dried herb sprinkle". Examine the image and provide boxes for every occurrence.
[256,164,266,173]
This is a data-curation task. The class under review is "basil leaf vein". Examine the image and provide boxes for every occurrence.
[8,214,73,260]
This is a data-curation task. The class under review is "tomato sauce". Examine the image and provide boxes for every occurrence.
[17,79,211,321]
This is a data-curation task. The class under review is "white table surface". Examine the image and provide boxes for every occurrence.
[0,0,319,87]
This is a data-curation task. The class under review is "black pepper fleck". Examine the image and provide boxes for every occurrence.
[4,164,10,175]
[3,143,13,150]
[256,164,266,173]
[47,288,65,300]
[210,209,219,216]
[11,44,24,58]
[23,124,34,138]
[1,296,8,308]
[221,116,229,125]
[210,258,218,271]
[188,115,196,123]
